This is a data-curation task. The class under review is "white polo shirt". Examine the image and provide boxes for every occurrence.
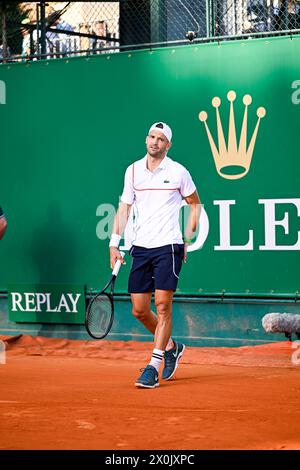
[120,155,196,248]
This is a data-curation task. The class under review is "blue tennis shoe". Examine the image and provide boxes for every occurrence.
[135,365,159,389]
[162,341,185,380]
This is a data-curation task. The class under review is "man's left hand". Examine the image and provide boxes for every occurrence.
[183,242,189,263]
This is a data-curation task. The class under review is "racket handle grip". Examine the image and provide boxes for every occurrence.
[112,251,125,277]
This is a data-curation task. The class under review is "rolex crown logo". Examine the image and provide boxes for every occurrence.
[199,91,266,180]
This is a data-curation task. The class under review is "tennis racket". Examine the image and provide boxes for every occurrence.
[85,251,125,339]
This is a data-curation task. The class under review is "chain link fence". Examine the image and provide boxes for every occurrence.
[0,1,300,62]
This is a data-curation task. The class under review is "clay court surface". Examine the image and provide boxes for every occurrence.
[0,335,300,450]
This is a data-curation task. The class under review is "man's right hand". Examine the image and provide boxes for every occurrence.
[0,216,7,240]
[109,247,126,270]
[183,242,189,263]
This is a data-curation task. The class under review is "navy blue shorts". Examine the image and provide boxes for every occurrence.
[128,244,185,293]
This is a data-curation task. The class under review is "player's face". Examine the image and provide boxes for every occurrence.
[146,130,171,158]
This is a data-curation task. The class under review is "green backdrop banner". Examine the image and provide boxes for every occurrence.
[0,36,300,296]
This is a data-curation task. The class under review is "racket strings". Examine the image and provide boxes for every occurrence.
[87,294,113,338]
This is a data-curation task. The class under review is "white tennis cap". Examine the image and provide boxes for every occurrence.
[148,122,172,142]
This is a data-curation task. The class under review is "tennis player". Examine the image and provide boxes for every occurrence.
[0,207,7,240]
[109,122,201,388]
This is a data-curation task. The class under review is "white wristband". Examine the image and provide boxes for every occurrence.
[109,233,121,248]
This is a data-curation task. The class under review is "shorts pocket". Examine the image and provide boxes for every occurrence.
[129,246,134,256]
[173,243,185,259]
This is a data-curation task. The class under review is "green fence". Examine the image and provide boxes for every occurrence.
[1,35,300,297]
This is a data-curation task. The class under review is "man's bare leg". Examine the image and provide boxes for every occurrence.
[153,289,173,351]
[131,292,156,334]
[131,292,175,349]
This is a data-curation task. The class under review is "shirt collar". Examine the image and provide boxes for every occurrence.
[143,155,168,172]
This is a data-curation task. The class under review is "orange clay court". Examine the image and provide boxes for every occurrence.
[0,334,300,450]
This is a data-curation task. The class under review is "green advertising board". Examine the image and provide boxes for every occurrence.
[0,35,300,297]
[8,284,85,324]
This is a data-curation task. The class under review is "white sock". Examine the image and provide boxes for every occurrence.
[149,349,165,372]
[165,338,174,352]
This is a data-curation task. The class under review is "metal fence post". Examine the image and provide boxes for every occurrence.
[206,0,211,38]
[40,0,46,57]
[1,1,7,61]
[150,0,166,44]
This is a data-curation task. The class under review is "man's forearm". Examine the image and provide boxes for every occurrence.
[111,202,131,238]
[0,217,7,240]
[184,203,201,241]
[109,203,131,266]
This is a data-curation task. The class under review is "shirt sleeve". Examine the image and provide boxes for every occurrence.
[180,169,196,198]
[120,165,135,205]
